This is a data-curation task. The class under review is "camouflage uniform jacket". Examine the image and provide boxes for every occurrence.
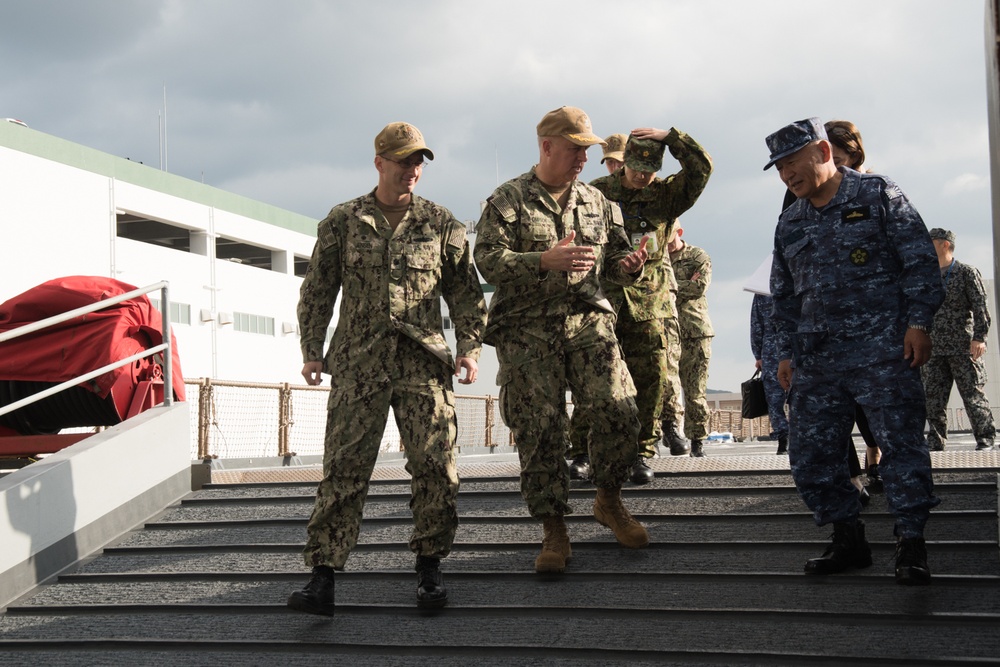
[771,168,944,372]
[669,242,714,339]
[298,189,486,383]
[474,167,641,346]
[930,259,991,355]
[589,128,713,322]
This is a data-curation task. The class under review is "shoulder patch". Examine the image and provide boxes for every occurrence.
[885,184,903,200]
[447,223,467,250]
[488,193,517,223]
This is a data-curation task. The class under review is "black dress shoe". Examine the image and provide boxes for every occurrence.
[805,520,872,575]
[629,458,654,485]
[895,537,931,585]
[689,439,705,457]
[416,556,448,608]
[776,436,788,455]
[568,454,590,480]
[287,566,335,616]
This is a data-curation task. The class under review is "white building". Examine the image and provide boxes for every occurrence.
[0,119,502,394]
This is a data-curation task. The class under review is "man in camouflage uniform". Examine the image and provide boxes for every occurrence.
[474,106,651,574]
[766,118,944,585]
[288,122,486,614]
[567,128,712,484]
[922,228,996,451]
[668,225,714,457]
[750,289,790,454]
[600,133,627,174]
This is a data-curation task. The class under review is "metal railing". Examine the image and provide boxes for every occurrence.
[0,281,174,419]
[184,377,775,461]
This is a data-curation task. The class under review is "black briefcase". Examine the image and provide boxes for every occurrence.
[741,370,769,419]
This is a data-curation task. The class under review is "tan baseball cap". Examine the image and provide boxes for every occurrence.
[601,133,628,164]
[536,106,605,147]
[374,122,435,161]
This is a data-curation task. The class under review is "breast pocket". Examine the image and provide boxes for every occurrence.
[838,217,894,283]
[405,243,442,300]
[344,242,384,298]
[578,216,608,245]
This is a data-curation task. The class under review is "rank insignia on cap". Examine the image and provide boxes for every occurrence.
[850,248,869,265]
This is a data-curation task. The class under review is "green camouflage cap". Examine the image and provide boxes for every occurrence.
[600,133,628,164]
[624,135,664,173]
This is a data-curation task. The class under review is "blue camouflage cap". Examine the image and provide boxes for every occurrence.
[763,117,827,171]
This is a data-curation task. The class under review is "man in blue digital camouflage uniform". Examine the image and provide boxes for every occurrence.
[288,122,487,614]
[765,118,944,585]
[750,290,789,454]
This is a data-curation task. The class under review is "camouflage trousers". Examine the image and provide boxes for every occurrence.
[660,316,684,427]
[788,359,938,538]
[303,338,459,569]
[567,315,665,459]
[496,316,640,517]
[921,353,996,446]
[679,336,713,440]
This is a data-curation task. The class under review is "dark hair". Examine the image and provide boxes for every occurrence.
[824,120,866,170]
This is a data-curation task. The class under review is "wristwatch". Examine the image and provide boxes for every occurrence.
[908,323,929,332]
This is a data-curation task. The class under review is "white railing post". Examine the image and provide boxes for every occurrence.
[160,283,173,407]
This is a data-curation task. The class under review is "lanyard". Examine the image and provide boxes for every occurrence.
[943,260,955,287]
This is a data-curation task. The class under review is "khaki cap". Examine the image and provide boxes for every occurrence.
[601,133,628,164]
[374,122,435,161]
[536,106,605,147]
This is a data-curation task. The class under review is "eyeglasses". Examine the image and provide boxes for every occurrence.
[381,155,427,170]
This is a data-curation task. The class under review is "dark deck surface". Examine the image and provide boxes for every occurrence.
[1,436,997,666]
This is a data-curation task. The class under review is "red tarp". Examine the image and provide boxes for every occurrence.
[0,276,185,402]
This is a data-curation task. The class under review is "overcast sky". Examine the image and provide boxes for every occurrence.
[2,0,994,393]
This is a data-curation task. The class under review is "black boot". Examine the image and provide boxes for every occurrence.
[895,537,931,585]
[416,556,448,608]
[662,422,690,456]
[568,454,590,481]
[976,438,995,451]
[804,520,873,575]
[776,436,788,455]
[689,439,705,457]
[629,457,654,484]
[287,565,335,616]
[866,462,883,493]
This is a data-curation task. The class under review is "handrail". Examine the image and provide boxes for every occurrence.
[0,280,174,419]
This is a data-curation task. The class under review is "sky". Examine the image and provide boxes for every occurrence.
[1,0,994,393]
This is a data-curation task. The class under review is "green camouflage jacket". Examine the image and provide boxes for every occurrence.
[589,128,712,321]
[474,167,641,346]
[669,241,714,339]
[298,189,486,383]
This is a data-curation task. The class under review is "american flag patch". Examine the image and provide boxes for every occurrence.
[489,193,517,222]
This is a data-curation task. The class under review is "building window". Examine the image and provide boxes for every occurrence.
[217,236,276,271]
[234,311,275,336]
[294,255,311,278]
[116,212,193,252]
[148,298,191,325]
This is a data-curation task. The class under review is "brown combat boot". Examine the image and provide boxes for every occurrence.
[535,516,572,573]
[594,487,650,549]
